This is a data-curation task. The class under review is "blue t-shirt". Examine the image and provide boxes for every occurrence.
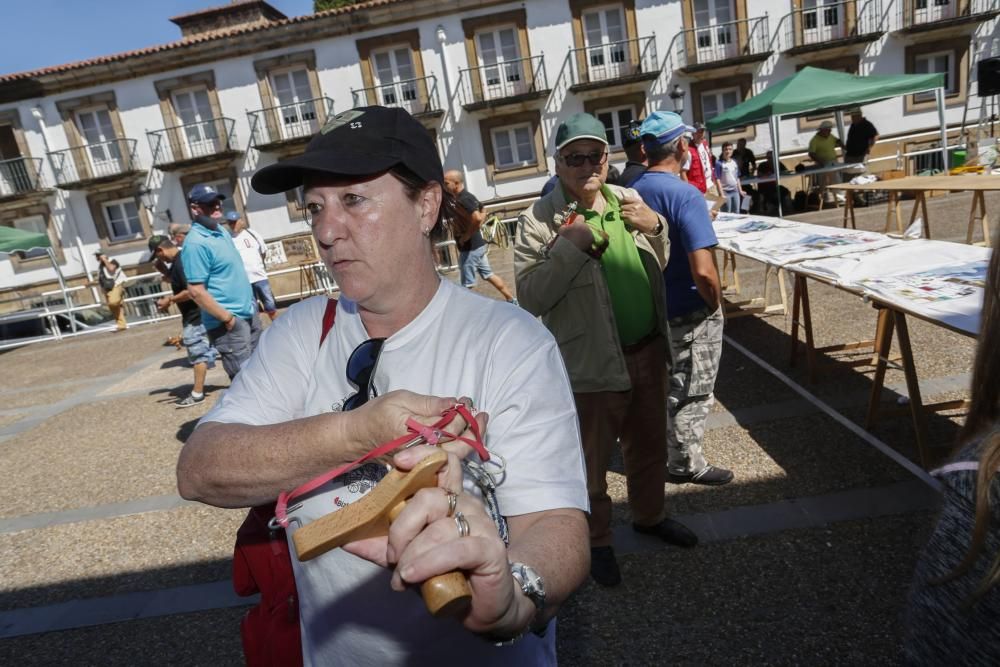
[180,220,255,329]
[632,170,718,318]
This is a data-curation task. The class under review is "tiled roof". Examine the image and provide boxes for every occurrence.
[0,0,403,84]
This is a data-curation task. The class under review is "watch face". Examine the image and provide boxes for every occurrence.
[511,562,545,610]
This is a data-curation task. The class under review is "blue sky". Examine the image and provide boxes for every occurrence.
[0,0,316,76]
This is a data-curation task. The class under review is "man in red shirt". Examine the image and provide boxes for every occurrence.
[681,123,722,198]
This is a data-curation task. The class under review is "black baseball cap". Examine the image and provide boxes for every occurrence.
[623,120,643,147]
[251,106,443,194]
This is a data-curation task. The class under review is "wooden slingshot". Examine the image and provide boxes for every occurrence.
[292,449,472,617]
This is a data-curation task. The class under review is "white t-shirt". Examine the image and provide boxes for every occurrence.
[203,279,588,666]
[231,228,268,282]
[716,159,740,192]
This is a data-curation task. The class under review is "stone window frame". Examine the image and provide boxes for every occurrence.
[252,50,327,144]
[568,0,640,83]
[152,71,225,163]
[584,91,647,159]
[904,38,969,113]
[680,0,751,64]
[788,0,860,48]
[87,184,152,253]
[477,110,547,182]
[690,74,755,141]
[0,108,31,159]
[355,30,430,108]
[461,9,535,102]
[1,202,65,272]
[54,91,128,182]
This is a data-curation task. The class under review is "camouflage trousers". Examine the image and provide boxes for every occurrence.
[667,306,724,475]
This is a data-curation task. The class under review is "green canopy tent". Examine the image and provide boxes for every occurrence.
[705,67,948,216]
[0,225,76,333]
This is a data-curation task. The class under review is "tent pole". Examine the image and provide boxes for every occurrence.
[771,115,783,217]
[47,247,76,334]
[835,109,846,157]
[936,87,949,173]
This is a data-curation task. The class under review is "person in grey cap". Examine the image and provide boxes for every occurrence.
[177,106,589,665]
[515,111,696,589]
[180,184,259,380]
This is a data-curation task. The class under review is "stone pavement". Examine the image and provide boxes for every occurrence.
[0,190,993,665]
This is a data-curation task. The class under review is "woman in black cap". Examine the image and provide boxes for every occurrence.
[177,106,589,665]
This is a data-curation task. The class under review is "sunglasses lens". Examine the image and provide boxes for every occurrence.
[563,152,605,167]
[344,338,385,411]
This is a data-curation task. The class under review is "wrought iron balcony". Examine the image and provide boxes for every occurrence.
[567,35,658,91]
[896,0,999,32]
[458,55,549,111]
[779,0,884,54]
[0,157,46,198]
[248,96,334,150]
[49,139,142,189]
[670,16,771,72]
[351,76,442,118]
[147,117,239,170]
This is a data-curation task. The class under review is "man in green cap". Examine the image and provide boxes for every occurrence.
[514,112,698,588]
[147,234,218,407]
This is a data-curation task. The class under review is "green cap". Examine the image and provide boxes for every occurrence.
[554,113,608,150]
[147,235,167,255]
[145,234,171,262]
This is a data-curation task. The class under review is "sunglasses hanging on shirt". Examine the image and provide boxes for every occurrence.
[343,337,385,412]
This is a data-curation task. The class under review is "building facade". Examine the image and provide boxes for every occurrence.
[0,0,997,298]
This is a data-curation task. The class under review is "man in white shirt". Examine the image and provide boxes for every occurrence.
[225,210,278,320]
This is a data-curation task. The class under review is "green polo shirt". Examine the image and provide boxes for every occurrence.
[579,186,656,346]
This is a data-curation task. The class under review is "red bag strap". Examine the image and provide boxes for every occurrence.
[319,298,337,347]
[273,403,486,529]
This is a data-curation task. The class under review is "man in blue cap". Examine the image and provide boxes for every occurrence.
[632,111,734,488]
[181,184,259,380]
[515,112,698,587]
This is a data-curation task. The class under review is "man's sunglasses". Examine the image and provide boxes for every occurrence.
[343,337,385,412]
[560,150,608,168]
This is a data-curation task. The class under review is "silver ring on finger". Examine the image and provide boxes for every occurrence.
[454,511,470,538]
[445,491,459,518]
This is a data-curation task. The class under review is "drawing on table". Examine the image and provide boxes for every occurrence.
[767,232,886,257]
[858,261,988,303]
[736,220,776,233]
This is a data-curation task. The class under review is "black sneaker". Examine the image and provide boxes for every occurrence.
[176,394,205,408]
[589,546,622,587]
[668,465,734,486]
[632,518,698,548]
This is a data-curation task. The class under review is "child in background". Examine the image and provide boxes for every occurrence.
[714,142,743,213]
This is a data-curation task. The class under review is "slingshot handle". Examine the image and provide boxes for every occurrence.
[387,501,472,617]
[292,450,472,617]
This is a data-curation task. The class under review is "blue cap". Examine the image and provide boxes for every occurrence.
[187,184,226,205]
[640,111,694,146]
[224,210,241,223]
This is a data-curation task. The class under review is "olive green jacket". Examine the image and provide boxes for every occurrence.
[514,181,672,393]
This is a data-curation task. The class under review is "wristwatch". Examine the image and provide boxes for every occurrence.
[510,561,546,613]
[488,562,546,646]
[650,219,664,235]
